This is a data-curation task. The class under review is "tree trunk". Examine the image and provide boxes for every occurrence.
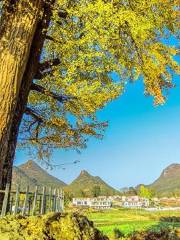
[0,0,44,186]
[0,0,55,208]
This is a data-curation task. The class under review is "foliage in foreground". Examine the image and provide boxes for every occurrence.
[0,212,108,240]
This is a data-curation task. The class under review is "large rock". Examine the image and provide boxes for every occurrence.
[0,213,108,240]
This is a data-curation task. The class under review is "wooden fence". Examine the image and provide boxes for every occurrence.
[0,184,64,217]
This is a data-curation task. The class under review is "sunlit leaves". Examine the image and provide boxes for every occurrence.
[21,0,179,159]
[49,0,179,104]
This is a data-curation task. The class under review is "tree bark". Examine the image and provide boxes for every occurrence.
[0,0,55,208]
[0,0,44,186]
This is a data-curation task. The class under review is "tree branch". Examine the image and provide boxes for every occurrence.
[34,58,61,79]
[58,10,68,19]
[31,83,76,102]
[25,107,43,123]
[55,10,68,26]
[25,107,44,139]
[39,58,61,71]
[45,35,62,44]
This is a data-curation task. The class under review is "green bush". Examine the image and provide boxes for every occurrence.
[130,227,179,240]
[113,228,124,239]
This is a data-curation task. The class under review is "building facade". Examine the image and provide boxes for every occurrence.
[72,195,150,209]
[72,197,112,209]
[121,196,150,208]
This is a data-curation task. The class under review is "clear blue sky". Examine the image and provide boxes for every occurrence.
[15,70,180,190]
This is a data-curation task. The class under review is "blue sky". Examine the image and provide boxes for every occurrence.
[15,69,180,190]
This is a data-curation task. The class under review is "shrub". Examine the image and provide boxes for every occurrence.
[113,228,124,239]
[0,213,109,240]
[130,227,179,240]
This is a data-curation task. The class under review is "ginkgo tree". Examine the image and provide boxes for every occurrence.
[0,0,179,200]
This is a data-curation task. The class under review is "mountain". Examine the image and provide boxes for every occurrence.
[12,162,119,197]
[12,166,37,189]
[65,170,119,197]
[148,163,180,197]
[12,160,67,191]
[119,187,129,193]
[12,161,180,197]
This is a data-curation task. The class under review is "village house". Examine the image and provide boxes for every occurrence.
[72,195,150,209]
[121,196,150,208]
[72,197,112,209]
[159,197,180,207]
[107,195,122,201]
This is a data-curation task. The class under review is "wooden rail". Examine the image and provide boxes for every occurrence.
[0,184,64,217]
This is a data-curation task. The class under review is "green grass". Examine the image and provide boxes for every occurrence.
[85,208,180,238]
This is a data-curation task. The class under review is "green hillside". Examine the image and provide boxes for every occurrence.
[65,170,119,197]
[148,163,180,197]
[12,160,67,191]
[12,166,37,190]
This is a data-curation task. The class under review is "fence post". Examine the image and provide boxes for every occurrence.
[13,184,20,216]
[1,183,10,217]
[28,196,32,216]
[53,188,57,212]
[22,186,29,216]
[9,196,14,214]
[48,187,52,212]
[32,186,38,216]
[57,189,61,212]
[61,190,64,212]
[40,186,46,215]
[59,189,63,212]
[56,189,60,212]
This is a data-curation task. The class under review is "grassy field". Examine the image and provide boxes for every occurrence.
[86,208,180,239]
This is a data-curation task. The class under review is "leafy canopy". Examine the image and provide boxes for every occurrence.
[139,185,153,199]
[18,0,179,161]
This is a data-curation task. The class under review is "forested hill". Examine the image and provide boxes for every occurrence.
[148,163,180,197]
[12,161,118,196]
[64,170,119,197]
[12,160,67,191]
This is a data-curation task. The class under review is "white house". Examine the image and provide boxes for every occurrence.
[121,196,149,208]
[72,195,149,209]
[72,197,112,209]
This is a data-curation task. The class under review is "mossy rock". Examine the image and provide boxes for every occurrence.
[0,213,108,240]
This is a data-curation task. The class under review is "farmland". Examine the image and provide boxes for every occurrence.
[86,208,180,239]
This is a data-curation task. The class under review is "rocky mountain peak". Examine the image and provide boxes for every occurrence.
[79,170,90,177]
[162,163,180,177]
